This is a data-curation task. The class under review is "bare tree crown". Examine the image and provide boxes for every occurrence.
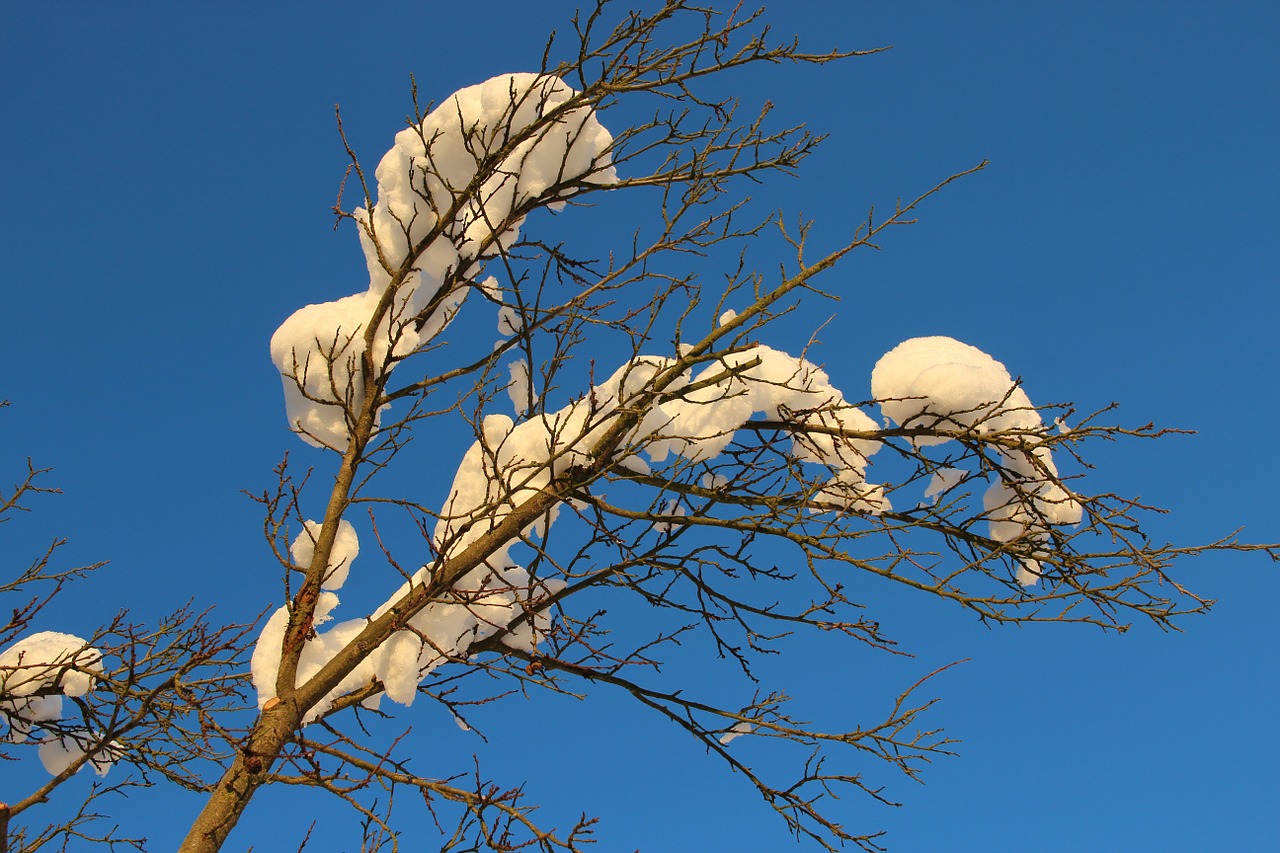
[2,3,1274,852]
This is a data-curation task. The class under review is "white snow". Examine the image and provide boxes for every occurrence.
[0,632,102,700]
[260,70,1097,719]
[0,632,109,775]
[924,467,966,502]
[37,732,114,777]
[253,338,900,715]
[353,347,892,713]
[648,346,887,513]
[650,346,880,468]
[270,291,382,450]
[719,720,754,744]
[873,337,1082,584]
[433,349,888,569]
[254,329,1092,714]
[1015,559,1041,587]
[271,73,616,450]
[871,336,1038,444]
[498,305,523,336]
[252,541,564,721]
[700,472,729,490]
[1,694,62,743]
[250,598,381,721]
[507,358,532,416]
[291,519,360,591]
[653,498,685,534]
[371,562,562,715]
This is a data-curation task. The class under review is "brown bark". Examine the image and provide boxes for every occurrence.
[177,703,299,852]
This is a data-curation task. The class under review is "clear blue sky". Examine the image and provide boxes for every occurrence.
[2,2,1277,851]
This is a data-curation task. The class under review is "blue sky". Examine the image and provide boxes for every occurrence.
[2,2,1277,851]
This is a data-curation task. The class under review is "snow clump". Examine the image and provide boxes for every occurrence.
[872,336,1082,584]
[271,73,615,450]
[252,347,891,719]
[1,631,113,776]
[290,518,360,591]
[435,348,889,572]
[871,336,1038,443]
[719,720,755,744]
[38,732,116,777]
[650,346,887,513]
[251,522,563,722]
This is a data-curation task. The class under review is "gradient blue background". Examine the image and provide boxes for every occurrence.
[2,2,1276,851]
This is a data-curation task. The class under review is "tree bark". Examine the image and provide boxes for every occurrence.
[177,703,300,853]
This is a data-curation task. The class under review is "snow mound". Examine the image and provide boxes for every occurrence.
[272,73,615,450]
[290,518,360,591]
[873,336,1082,585]
[872,336,1039,443]
[1,631,113,775]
